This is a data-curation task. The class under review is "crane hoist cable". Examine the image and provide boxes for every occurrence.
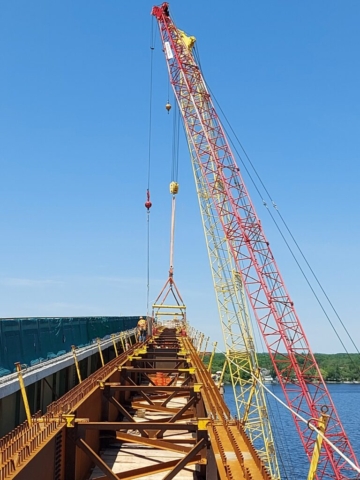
[145,17,156,316]
[169,98,180,271]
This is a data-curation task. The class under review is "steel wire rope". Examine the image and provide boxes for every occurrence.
[201,74,360,368]
[171,93,180,183]
[146,18,156,316]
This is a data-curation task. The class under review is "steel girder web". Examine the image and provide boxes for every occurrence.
[152,3,359,479]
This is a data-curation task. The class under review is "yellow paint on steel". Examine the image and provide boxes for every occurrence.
[242,368,260,426]
[119,333,125,352]
[0,339,139,480]
[183,81,281,477]
[97,338,105,367]
[177,29,196,51]
[198,418,210,430]
[169,181,179,194]
[178,367,196,374]
[307,413,330,480]
[63,414,76,428]
[15,362,32,427]
[197,333,205,353]
[201,336,210,361]
[111,335,118,357]
[152,312,186,316]
[207,341,218,372]
[71,345,82,383]
[152,304,186,309]
[218,359,228,386]
[183,335,271,480]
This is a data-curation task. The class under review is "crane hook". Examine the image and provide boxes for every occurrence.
[165,102,171,113]
[145,189,152,212]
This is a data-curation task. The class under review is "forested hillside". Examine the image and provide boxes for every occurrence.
[204,353,360,383]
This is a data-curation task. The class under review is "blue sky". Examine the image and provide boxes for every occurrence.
[1,1,359,353]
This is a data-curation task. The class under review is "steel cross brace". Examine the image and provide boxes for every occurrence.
[114,431,193,454]
[93,457,202,480]
[124,376,155,405]
[77,422,198,432]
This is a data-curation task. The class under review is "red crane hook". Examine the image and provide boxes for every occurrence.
[145,189,152,212]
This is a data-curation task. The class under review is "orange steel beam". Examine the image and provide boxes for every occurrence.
[131,401,181,414]
[76,437,119,480]
[114,431,193,454]
[162,438,207,480]
[92,457,202,480]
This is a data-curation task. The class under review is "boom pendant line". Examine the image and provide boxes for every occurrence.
[152,3,359,479]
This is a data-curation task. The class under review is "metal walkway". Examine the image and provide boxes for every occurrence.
[0,327,271,480]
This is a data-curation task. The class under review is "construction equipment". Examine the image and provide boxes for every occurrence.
[152,3,359,479]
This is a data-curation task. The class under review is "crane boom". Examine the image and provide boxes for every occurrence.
[191,145,280,478]
[152,3,359,479]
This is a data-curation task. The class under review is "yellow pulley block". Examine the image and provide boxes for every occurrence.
[170,181,179,194]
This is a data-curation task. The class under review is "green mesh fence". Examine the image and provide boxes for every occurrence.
[0,316,140,377]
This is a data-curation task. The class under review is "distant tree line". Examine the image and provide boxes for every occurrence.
[204,352,360,383]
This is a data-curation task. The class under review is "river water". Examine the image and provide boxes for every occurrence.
[224,383,360,478]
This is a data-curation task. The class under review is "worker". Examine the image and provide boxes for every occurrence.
[219,383,225,398]
[136,316,147,342]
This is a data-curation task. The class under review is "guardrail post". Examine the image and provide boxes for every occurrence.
[111,334,118,357]
[207,342,218,372]
[119,333,125,351]
[71,345,82,383]
[15,362,32,427]
[201,336,210,361]
[96,338,105,367]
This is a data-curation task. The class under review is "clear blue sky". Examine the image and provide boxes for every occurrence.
[1,1,359,353]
